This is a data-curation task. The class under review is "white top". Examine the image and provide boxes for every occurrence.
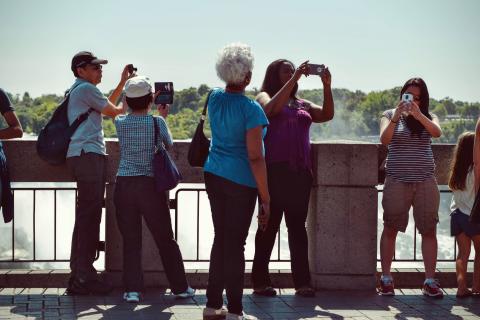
[450,169,475,215]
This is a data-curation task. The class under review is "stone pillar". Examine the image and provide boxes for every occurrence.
[308,143,379,290]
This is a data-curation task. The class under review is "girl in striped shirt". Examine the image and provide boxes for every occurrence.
[378,78,443,298]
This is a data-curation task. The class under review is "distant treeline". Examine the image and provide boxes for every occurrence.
[5,85,479,143]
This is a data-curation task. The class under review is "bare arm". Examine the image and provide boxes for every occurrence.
[380,102,410,145]
[0,111,23,139]
[306,67,334,123]
[246,126,270,230]
[246,126,270,204]
[256,61,309,118]
[102,65,133,118]
[409,102,442,138]
[474,118,480,192]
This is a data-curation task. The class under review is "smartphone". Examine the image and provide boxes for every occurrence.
[402,93,413,103]
[307,63,325,76]
[127,64,137,74]
[154,82,174,105]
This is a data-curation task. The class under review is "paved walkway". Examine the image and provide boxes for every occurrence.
[0,288,479,319]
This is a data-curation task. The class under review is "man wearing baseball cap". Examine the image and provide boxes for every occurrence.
[66,51,133,295]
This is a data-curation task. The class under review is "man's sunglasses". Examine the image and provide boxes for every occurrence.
[76,62,102,70]
[86,64,102,70]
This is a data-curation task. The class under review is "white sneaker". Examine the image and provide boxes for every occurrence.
[175,286,195,299]
[203,307,228,320]
[123,291,140,303]
[226,312,258,320]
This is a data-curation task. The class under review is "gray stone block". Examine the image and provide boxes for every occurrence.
[312,143,379,187]
[308,186,377,277]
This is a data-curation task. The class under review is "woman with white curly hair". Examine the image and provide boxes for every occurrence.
[202,43,270,320]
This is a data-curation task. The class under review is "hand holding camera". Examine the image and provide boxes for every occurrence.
[305,63,331,87]
[121,64,137,84]
[293,61,310,81]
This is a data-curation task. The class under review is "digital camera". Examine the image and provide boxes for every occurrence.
[154,82,174,105]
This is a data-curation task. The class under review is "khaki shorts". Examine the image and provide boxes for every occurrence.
[382,176,439,234]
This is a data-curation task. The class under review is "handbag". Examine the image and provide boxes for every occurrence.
[188,90,213,167]
[152,117,182,192]
[470,188,480,224]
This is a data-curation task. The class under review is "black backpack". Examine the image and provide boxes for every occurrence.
[36,86,95,165]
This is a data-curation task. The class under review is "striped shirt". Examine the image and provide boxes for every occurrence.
[115,114,173,177]
[383,109,435,183]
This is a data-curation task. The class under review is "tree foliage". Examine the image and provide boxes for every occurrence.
[4,86,478,144]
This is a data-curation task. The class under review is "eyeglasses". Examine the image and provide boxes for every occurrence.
[86,64,102,71]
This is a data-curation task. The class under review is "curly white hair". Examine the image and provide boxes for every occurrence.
[215,43,254,85]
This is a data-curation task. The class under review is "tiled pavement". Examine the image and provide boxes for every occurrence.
[0,288,479,319]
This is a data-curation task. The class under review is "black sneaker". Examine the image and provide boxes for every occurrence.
[66,277,113,295]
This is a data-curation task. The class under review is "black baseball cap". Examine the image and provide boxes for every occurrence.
[71,51,108,72]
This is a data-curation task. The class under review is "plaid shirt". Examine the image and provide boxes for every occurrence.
[115,114,173,177]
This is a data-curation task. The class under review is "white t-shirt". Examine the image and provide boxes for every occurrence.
[450,169,475,215]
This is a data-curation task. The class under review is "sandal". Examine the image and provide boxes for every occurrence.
[253,286,277,297]
[295,287,315,297]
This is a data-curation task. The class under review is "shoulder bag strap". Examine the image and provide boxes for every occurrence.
[152,115,160,151]
[200,90,214,122]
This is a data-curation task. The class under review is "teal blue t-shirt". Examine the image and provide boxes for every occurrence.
[204,88,268,188]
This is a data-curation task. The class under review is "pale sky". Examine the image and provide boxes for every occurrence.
[1,0,479,102]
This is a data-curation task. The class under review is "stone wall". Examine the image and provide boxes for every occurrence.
[2,140,455,289]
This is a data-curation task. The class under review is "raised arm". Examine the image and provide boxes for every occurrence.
[380,103,405,145]
[256,61,309,118]
[102,65,133,118]
[409,102,442,138]
[304,67,334,123]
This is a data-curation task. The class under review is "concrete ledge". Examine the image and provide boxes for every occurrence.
[0,269,294,288]
[1,269,469,289]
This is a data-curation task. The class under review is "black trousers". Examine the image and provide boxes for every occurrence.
[252,162,312,289]
[67,152,106,281]
[205,172,257,315]
[113,176,188,293]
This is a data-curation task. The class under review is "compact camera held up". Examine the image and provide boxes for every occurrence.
[306,63,325,76]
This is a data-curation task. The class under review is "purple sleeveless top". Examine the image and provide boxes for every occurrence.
[264,99,312,171]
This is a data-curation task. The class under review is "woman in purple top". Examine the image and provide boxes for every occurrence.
[252,59,334,297]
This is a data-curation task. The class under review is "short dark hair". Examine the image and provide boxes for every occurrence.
[125,93,152,110]
[260,59,298,98]
[73,66,82,78]
[400,78,432,134]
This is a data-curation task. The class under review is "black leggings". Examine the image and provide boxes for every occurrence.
[252,162,313,289]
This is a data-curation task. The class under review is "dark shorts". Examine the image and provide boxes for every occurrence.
[450,209,480,237]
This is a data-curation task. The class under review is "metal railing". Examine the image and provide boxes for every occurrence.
[0,185,469,265]
[172,188,289,262]
[3,186,77,263]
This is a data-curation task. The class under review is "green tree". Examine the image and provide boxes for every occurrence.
[431,103,447,120]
